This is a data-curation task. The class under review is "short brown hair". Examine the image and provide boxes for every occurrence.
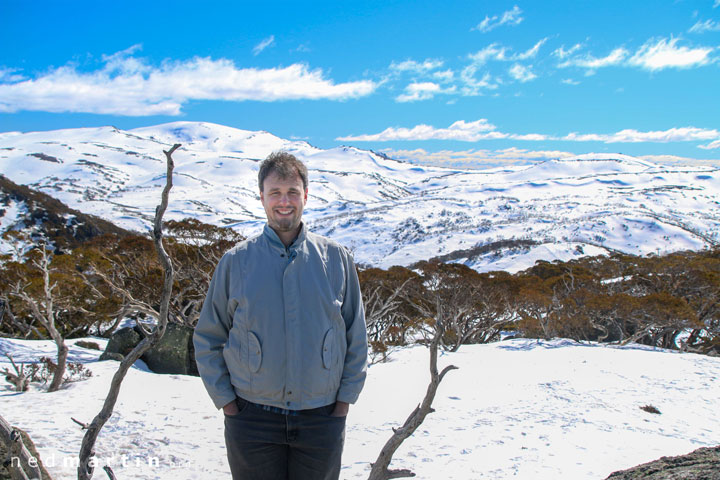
[258,151,309,192]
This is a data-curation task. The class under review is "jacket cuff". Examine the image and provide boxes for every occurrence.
[336,387,361,405]
[212,390,238,410]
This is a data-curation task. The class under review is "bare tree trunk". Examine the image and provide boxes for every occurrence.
[0,414,43,480]
[40,245,67,393]
[76,144,180,480]
[367,320,458,480]
[47,331,68,393]
[12,246,68,393]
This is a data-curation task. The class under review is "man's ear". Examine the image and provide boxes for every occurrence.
[259,190,265,205]
[303,188,308,203]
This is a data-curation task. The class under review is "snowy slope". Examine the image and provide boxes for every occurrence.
[1,122,719,272]
[1,337,718,480]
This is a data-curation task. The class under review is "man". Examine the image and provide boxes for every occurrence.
[193,151,368,480]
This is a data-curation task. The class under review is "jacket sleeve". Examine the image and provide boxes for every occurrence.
[336,250,368,404]
[193,253,238,410]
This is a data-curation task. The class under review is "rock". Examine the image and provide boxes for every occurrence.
[75,340,101,350]
[99,326,141,361]
[605,445,720,480]
[141,323,197,375]
[100,352,124,362]
[99,323,199,375]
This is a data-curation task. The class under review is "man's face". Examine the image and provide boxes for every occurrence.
[260,171,307,236]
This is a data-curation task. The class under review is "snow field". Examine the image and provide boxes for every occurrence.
[2,337,719,479]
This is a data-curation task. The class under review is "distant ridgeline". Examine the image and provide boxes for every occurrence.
[1,122,719,273]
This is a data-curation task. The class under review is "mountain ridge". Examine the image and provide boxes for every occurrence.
[1,122,719,272]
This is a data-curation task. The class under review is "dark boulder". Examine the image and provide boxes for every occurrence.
[141,322,198,375]
[99,326,141,360]
[99,323,198,376]
[605,446,720,480]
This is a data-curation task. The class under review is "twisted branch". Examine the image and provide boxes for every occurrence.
[76,144,180,480]
[367,318,458,480]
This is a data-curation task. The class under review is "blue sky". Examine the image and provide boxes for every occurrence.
[2,0,720,166]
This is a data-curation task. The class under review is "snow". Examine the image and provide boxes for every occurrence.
[2,122,719,274]
[2,337,718,480]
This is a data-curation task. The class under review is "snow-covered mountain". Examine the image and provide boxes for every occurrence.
[1,121,719,272]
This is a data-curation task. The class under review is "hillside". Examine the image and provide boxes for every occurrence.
[0,175,131,256]
[1,122,719,272]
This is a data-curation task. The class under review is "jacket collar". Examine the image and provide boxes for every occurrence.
[263,222,307,253]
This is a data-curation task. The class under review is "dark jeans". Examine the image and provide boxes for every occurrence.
[224,398,346,480]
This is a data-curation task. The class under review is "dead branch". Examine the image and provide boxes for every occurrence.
[77,144,179,480]
[0,298,36,338]
[2,354,29,392]
[102,466,115,480]
[81,268,157,321]
[367,317,458,480]
[71,418,89,429]
[0,414,43,480]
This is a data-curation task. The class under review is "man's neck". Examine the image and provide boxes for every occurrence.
[273,225,302,248]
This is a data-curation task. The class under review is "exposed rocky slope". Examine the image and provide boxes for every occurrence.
[605,445,720,480]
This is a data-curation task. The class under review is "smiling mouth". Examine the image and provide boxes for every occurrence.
[275,208,294,215]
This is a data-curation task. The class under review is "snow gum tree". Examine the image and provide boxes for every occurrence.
[77,144,180,480]
[360,266,421,361]
[2,244,103,392]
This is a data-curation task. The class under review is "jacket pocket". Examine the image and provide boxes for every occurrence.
[248,331,262,373]
[321,328,334,369]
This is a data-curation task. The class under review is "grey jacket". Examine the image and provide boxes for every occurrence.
[193,223,368,411]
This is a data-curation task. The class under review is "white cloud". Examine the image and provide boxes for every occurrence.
[474,6,523,33]
[433,69,455,82]
[460,39,546,91]
[689,19,720,33]
[0,68,26,83]
[253,36,276,56]
[564,127,720,143]
[338,120,720,150]
[699,139,720,149]
[561,78,580,85]
[337,119,506,142]
[628,37,714,70]
[515,38,549,60]
[559,47,629,69]
[509,64,537,82]
[379,147,577,167]
[395,82,456,102]
[0,50,377,116]
[468,44,508,64]
[468,39,547,65]
[390,59,444,74]
[561,38,715,72]
[338,120,554,142]
[492,147,576,159]
[459,66,499,95]
[553,43,584,59]
[715,0,720,8]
